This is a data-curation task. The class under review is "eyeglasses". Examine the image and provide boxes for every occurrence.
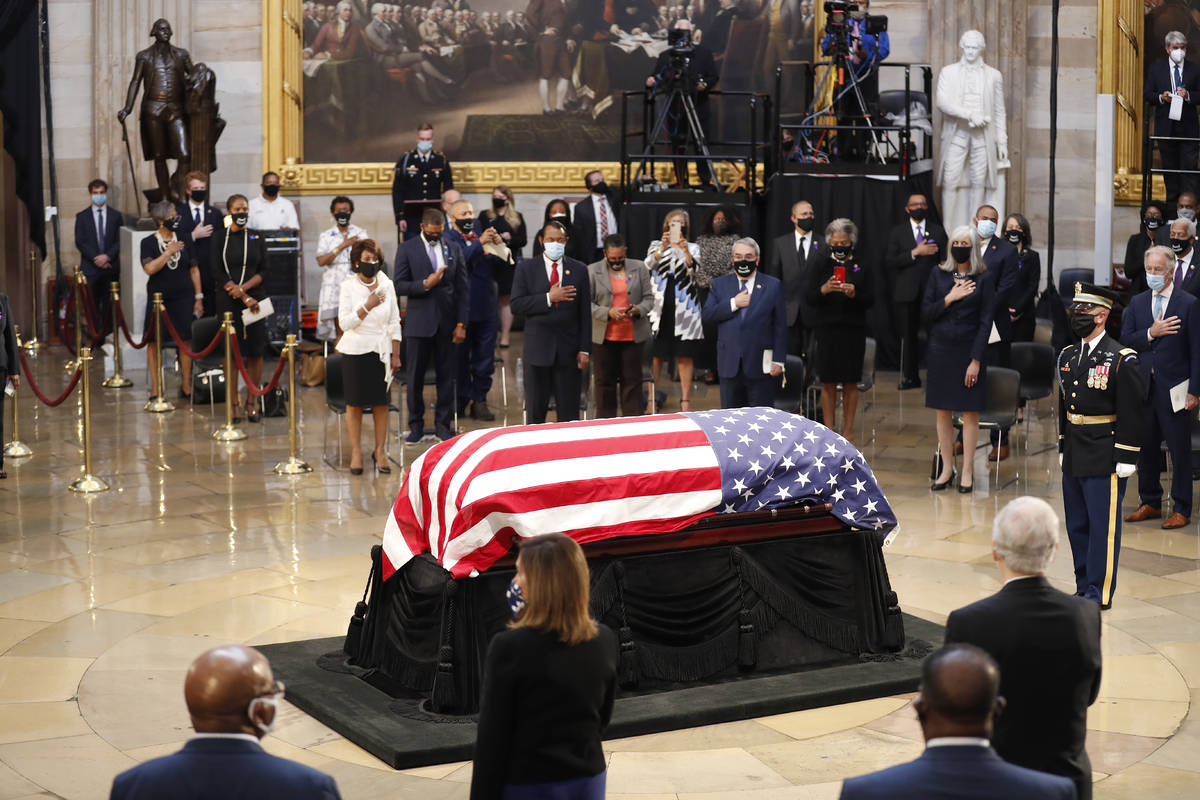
[259,680,285,700]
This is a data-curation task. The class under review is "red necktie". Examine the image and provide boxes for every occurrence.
[550,261,560,307]
[604,0,615,24]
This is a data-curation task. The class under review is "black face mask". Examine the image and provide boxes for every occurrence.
[830,245,853,260]
[492,197,506,210]
[1069,311,1099,340]
[263,184,280,198]
[335,212,352,227]
[1171,238,1190,254]
[164,216,182,232]
[795,217,813,233]
[425,231,441,243]
[950,245,972,264]
[590,180,609,195]
[190,189,207,204]
[232,212,249,228]
[1145,216,1162,231]
[733,259,756,277]
[908,207,927,223]
[457,218,474,234]
[1005,230,1023,245]
[607,259,625,270]
[358,261,380,279]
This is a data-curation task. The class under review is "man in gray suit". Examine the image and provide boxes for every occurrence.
[765,199,819,356]
[588,234,655,418]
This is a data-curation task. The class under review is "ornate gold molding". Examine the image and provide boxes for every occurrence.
[1113,169,1164,205]
[1099,0,1144,206]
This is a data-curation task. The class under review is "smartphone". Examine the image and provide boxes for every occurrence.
[832,265,846,283]
[669,220,682,244]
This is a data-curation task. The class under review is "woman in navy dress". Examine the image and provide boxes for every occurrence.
[141,201,202,399]
[923,225,995,493]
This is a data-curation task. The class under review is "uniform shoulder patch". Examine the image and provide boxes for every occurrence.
[1119,347,1136,355]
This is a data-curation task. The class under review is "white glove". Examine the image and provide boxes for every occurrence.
[1059,453,1063,467]
[1115,463,1136,479]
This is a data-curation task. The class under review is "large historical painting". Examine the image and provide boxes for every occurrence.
[297,0,816,165]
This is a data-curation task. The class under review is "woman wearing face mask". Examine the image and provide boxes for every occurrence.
[316,195,369,343]
[1123,202,1167,293]
[646,209,704,411]
[804,218,874,442]
[141,200,202,400]
[478,185,528,349]
[1002,213,1041,343]
[531,198,571,262]
[471,533,617,800]
[922,225,995,493]
[336,239,402,475]
[212,194,269,422]
[695,207,742,384]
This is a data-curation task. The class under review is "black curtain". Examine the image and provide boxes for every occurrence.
[0,0,45,256]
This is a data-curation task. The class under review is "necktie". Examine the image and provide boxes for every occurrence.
[428,242,438,272]
[599,199,611,240]
[603,0,615,24]
[550,261,560,307]
[914,225,923,245]
[194,207,202,226]
[797,236,806,261]
[1176,64,1183,91]
[1155,293,1165,321]
[739,279,748,314]
[96,208,105,252]
[1177,258,1186,287]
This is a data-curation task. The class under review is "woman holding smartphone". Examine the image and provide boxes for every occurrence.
[211,194,268,422]
[922,225,995,493]
[646,209,703,411]
[805,218,874,442]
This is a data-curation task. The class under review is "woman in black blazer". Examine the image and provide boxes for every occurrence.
[1122,202,1166,294]
[804,218,874,443]
[1002,213,1042,343]
[0,292,19,479]
[211,194,269,422]
[923,225,996,493]
[471,533,618,800]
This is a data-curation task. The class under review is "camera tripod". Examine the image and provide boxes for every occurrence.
[635,76,723,191]
[826,32,884,162]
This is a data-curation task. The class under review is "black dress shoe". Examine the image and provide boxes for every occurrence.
[931,469,956,491]
[372,454,391,475]
[958,480,974,494]
[436,427,456,441]
[898,378,922,390]
[471,402,495,421]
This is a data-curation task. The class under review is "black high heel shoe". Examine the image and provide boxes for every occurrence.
[931,468,957,491]
[373,454,391,475]
[958,477,974,494]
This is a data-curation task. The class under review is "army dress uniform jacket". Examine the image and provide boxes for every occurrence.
[391,149,454,222]
[1057,333,1145,477]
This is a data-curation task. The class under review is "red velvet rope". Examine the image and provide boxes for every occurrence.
[159,309,223,360]
[229,333,288,397]
[17,348,84,407]
[78,282,106,340]
[113,300,152,350]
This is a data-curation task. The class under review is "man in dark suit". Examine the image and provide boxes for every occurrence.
[395,207,470,442]
[647,19,720,189]
[176,171,222,318]
[702,237,787,408]
[74,178,124,341]
[109,644,342,799]
[571,169,621,265]
[885,193,945,390]
[765,200,819,357]
[0,292,19,480]
[1144,30,1200,208]
[391,123,454,241]
[1167,217,1200,296]
[840,643,1076,800]
[1121,244,1200,528]
[510,221,591,423]
[945,496,1101,800]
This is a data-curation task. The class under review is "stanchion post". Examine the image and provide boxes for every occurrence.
[63,270,85,373]
[102,283,132,388]
[212,312,247,442]
[68,346,109,493]
[3,325,33,459]
[274,334,312,475]
[144,293,174,412]
[21,250,42,352]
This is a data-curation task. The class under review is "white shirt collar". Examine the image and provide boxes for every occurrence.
[1003,574,1041,585]
[926,737,990,748]
[1081,333,1104,357]
[189,199,204,211]
[910,217,925,234]
[191,733,261,744]
[1178,248,1193,268]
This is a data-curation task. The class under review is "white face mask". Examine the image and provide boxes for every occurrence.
[1171,47,1186,65]
[247,696,277,736]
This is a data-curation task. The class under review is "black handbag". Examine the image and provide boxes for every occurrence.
[930,447,943,481]
[261,385,288,418]
[191,368,226,404]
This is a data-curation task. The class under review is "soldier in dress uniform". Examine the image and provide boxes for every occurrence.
[1058,283,1146,610]
[391,123,454,241]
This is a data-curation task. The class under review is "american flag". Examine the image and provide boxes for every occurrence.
[382,407,897,579]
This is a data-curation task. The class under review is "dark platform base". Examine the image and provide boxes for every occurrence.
[260,613,943,770]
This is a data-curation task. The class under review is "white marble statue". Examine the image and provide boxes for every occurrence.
[936,29,1009,231]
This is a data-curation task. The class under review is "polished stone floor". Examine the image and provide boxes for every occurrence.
[2,341,1200,799]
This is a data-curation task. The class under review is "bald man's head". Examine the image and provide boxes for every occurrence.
[185,645,279,738]
[913,644,1003,741]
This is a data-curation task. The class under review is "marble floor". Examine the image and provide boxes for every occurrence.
[2,341,1200,799]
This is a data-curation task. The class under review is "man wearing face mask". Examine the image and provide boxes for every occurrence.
[176,171,223,318]
[445,200,503,421]
[1176,190,1198,224]
[109,645,342,799]
[395,208,470,442]
[702,237,787,408]
[75,178,124,343]
[1122,202,1168,293]
[766,200,820,358]
[1121,245,1200,530]
[1166,217,1200,296]
[247,171,300,231]
[392,123,454,241]
[1058,284,1145,610]
[1144,30,1200,209]
[885,193,946,390]
[571,169,621,265]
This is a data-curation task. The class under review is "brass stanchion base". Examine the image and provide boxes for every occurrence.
[273,456,313,475]
[20,338,42,353]
[102,373,133,389]
[144,396,175,413]
[3,441,32,458]
[68,474,110,493]
[212,424,248,442]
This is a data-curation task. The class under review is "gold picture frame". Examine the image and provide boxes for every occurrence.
[261,0,619,195]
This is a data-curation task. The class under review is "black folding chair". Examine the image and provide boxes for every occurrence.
[955,367,1021,488]
[322,353,347,469]
[1010,342,1056,453]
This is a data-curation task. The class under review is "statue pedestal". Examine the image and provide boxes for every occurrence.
[118,225,157,372]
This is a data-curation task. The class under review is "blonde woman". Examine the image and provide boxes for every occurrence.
[646,209,703,411]
[478,185,528,349]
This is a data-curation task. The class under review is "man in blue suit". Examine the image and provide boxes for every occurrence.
[840,644,1076,800]
[74,178,123,340]
[1121,244,1200,528]
[701,237,787,409]
[510,220,591,423]
[110,644,342,800]
[176,171,224,318]
[445,198,503,421]
[395,207,470,442]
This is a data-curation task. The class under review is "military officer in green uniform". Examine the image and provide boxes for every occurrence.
[391,123,454,241]
[1058,283,1146,609]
